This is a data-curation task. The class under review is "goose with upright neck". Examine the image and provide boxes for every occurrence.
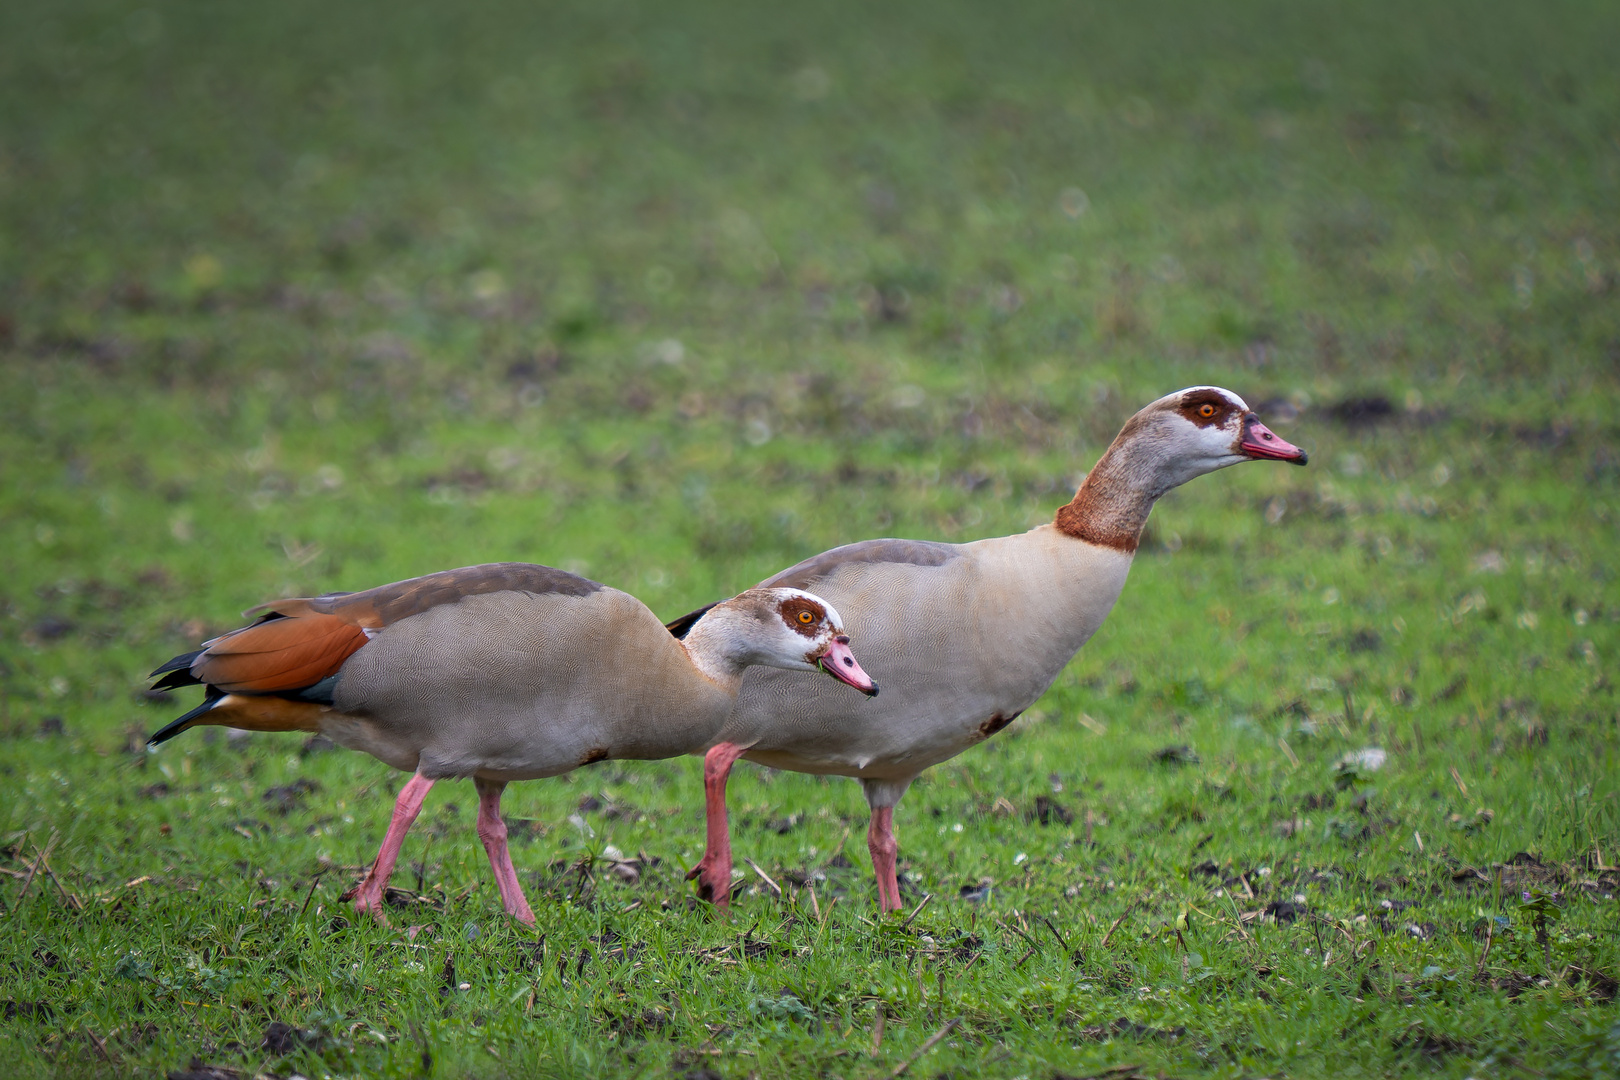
[146,564,876,925]
[672,387,1306,909]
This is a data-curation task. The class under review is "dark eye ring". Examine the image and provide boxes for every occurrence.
[798,610,814,624]
[1199,403,1216,418]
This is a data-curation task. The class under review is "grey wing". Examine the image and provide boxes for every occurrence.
[664,539,963,639]
[760,538,965,590]
[287,562,604,627]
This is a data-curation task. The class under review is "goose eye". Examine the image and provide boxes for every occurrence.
[797,610,815,624]
[1198,403,1216,418]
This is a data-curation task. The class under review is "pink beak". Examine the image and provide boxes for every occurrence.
[818,636,879,697]
[1240,414,1308,464]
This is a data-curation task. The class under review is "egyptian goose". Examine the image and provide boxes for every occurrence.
[671,387,1306,910]
[147,563,876,925]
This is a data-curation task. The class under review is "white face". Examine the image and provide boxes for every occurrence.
[1138,386,1306,490]
[749,588,846,671]
[742,588,879,696]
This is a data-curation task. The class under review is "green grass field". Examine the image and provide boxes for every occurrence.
[2,1,1618,1076]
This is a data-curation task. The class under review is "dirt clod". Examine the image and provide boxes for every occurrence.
[1264,900,1304,923]
[1152,744,1199,766]
[1031,795,1073,825]
[166,1060,244,1080]
[261,778,319,815]
[1074,1015,1187,1042]
[1326,395,1395,426]
[261,1021,312,1054]
[1393,1025,1471,1058]
[1570,965,1617,1003]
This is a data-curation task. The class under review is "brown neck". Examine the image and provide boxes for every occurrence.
[1053,427,1159,553]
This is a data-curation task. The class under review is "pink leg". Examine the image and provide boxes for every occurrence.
[683,742,749,910]
[354,773,435,922]
[475,776,535,926]
[868,806,902,912]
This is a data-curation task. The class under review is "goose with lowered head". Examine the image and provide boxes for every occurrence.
[668,386,1307,909]
[147,563,876,925]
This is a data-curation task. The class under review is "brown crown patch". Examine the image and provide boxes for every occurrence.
[776,595,827,639]
[1175,389,1240,429]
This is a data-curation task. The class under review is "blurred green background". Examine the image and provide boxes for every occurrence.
[2,1,1617,1077]
[3,0,1616,629]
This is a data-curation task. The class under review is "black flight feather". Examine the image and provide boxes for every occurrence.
[150,650,205,690]
[150,649,203,679]
[147,690,225,746]
[663,602,720,640]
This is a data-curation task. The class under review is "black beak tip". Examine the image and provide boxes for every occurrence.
[1292,451,1309,467]
[864,683,880,698]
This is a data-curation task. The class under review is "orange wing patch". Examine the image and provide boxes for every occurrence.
[194,614,370,693]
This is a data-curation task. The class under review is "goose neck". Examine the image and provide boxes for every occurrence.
[678,615,748,694]
[1053,435,1166,553]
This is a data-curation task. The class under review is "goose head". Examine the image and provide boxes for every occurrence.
[1057,386,1308,549]
[683,587,879,696]
[1123,386,1307,495]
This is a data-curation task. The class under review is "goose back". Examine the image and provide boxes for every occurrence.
[330,585,735,780]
